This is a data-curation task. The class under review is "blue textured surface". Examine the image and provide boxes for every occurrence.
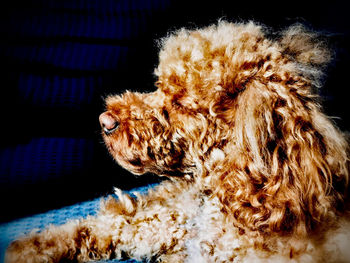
[0,0,172,184]
[4,0,170,40]
[0,138,94,187]
[3,44,132,71]
[0,185,152,263]
[0,0,172,222]
[0,0,170,260]
[17,74,102,109]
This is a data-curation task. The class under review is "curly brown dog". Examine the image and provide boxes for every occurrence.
[6,21,350,262]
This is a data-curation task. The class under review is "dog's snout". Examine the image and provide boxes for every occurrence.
[99,112,118,135]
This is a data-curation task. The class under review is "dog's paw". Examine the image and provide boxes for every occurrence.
[5,238,57,263]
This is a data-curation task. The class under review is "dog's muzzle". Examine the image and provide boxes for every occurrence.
[99,112,118,135]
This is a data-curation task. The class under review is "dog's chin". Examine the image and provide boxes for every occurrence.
[112,153,146,176]
[101,135,145,175]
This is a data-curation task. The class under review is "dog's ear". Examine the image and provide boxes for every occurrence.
[217,69,349,246]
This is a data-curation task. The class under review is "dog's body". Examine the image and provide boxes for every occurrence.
[6,21,350,262]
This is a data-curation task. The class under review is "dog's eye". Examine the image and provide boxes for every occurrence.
[163,109,169,120]
[131,111,144,120]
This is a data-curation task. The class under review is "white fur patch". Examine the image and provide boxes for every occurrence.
[210,148,225,162]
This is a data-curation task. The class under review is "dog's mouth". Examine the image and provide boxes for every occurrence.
[103,125,118,135]
[99,117,147,174]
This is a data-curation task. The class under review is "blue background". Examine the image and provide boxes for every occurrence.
[0,0,349,262]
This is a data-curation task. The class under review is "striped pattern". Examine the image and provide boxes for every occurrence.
[17,74,101,108]
[0,138,94,186]
[3,44,132,71]
[4,0,171,39]
[0,0,170,187]
[0,0,171,230]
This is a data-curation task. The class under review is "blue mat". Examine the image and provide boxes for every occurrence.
[0,185,153,263]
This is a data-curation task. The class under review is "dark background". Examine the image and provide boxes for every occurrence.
[0,0,349,222]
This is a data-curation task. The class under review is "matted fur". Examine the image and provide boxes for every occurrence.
[6,21,350,262]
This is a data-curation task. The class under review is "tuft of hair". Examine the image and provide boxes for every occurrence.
[278,24,333,88]
[279,24,332,66]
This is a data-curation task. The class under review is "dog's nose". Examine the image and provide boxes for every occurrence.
[99,112,118,135]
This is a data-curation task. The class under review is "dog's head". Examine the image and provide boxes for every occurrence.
[100,21,349,243]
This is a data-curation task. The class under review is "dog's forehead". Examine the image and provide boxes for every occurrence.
[153,24,275,104]
[105,89,168,112]
[143,89,167,106]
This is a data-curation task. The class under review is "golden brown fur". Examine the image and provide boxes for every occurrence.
[6,21,350,262]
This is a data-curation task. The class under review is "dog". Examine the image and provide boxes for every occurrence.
[6,21,350,262]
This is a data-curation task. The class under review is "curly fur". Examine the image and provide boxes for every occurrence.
[6,21,350,263]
